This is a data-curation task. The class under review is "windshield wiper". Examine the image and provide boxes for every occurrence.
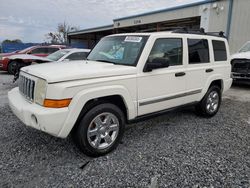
[94,59,116,64]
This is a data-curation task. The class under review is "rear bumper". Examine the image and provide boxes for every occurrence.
[223,78,233,93]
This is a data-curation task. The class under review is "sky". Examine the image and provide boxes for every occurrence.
[0,0,203,43]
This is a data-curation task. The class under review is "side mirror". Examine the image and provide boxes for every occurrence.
[143,58,169,72]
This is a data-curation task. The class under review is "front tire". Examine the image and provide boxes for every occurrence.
[7,61,18,75]
[195,85,221,117]
[73,103,125,157]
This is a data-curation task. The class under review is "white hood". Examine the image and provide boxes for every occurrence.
[231,51,250,60]
[21,60,137,83]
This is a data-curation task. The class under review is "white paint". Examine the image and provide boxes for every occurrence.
[8,32,232,138]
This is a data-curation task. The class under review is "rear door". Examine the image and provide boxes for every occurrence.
[184,37,212,103]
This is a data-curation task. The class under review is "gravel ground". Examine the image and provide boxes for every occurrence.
[0,71,250,188]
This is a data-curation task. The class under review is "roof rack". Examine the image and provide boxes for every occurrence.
[172,27,226,38]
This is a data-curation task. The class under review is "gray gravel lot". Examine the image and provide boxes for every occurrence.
[0,71,250,188]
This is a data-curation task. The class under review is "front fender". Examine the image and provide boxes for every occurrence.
[58,85,136,138]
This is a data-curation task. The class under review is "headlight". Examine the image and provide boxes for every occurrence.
[0,56,6,60]
[34,78,47,106]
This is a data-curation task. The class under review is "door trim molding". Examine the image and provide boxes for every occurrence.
[139,89,202,106]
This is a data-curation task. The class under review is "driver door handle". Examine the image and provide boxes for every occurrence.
[175,72,186,77]
[206,68,214,73]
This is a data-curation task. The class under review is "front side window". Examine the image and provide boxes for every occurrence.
[212,40,227,61]
[48,48,59,54]
[66,52,88,60]
[188,39,209,64]
[30,47,48,54]
[87,35,148,66]
[148,38,183,66]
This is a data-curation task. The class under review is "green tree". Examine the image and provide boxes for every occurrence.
[2,39,23,44]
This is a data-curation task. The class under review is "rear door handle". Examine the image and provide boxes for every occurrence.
[206,68,214,73]
[175,72,186,77]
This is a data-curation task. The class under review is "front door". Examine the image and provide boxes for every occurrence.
[137,38,186,116]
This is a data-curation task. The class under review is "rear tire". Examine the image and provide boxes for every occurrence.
[195,85,221,117]
[73,103,125,157]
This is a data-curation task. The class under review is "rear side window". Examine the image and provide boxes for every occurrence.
[188,39,209,64]
[212,40,227,61]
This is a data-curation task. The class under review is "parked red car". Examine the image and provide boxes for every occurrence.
[0,45,65,74]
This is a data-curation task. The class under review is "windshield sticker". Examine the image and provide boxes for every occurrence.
[124,36,142,43]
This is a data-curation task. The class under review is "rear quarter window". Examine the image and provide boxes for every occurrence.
[212,40,227,61]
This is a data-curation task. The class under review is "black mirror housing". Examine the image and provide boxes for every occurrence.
[144,58,170,72]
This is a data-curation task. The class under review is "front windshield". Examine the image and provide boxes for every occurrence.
[239,42,250,53]
[19,46,34,53]
[87,35,148,66]
[47,50,70,61]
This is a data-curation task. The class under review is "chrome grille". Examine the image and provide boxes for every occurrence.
[19,75,35,101]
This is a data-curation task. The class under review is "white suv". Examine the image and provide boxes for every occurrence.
[8,31,232,157]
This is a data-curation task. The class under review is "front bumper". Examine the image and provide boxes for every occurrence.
[8,87,69,137]
[231,72,250,80]
[0,61,3,70]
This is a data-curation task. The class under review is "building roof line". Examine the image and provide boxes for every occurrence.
[68,24,113,35]
[68,0,218,36]
[113,0,218,22]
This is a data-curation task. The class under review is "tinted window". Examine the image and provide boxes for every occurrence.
[30,47,48,54]
[66,52,88,60]
[148,38,182,66]
[48,48,59,54]
[212,40,227,61]
[188,39,209,64]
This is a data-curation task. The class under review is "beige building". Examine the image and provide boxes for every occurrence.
[68,0,250,53]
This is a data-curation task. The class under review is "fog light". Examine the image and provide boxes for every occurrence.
[31,114,38,126]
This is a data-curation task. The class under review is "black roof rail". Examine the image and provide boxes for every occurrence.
[172,27,226,38]
[206,31,226,38]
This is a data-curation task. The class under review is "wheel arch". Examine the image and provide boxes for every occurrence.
[209,79,224,92]
[7,59,23,71]
[58,86,136,138]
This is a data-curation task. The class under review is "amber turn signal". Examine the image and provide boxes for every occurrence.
[43,99,72,108]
